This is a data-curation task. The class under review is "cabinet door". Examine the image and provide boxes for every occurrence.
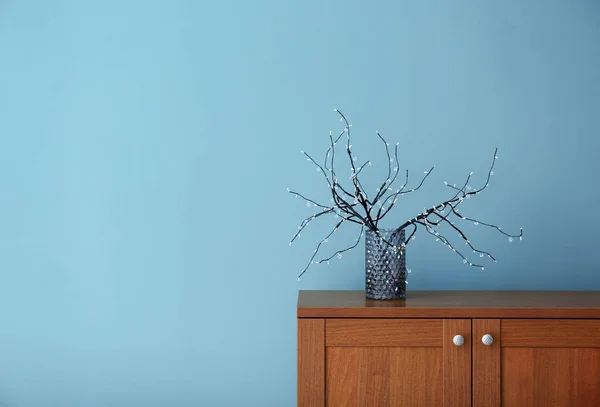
[322,318,470,407]
[474,319,600,407]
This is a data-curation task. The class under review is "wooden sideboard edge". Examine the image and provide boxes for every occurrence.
[297,308,600,319]
[297,290,600,318]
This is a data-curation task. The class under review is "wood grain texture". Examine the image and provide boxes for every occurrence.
[326,319,442,347]
[326,347,443,407]
[443,319,471,407]
[298,290,600,318]
[502,348,600,407]
[472,319,500,407]
[326,347,359,406]
[298,319,325,407]
[502,319,600,347]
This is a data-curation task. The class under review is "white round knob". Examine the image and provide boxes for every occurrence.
[453,335,464,346]
[482,334,494,346]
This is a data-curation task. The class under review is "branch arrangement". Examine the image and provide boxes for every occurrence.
[289,110,523,279]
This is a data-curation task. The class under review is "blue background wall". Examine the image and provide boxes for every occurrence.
[0,1,599,406]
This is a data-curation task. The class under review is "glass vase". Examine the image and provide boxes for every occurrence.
[365,228,406,300]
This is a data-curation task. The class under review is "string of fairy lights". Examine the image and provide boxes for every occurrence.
[289,109,523,279]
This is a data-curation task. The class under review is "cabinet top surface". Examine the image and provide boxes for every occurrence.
[297,290,600,318]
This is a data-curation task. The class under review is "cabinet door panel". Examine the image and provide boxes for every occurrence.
[325,318,470,407]
[326,347,442,407]
[502,348,600,407]
[500,319,600,407]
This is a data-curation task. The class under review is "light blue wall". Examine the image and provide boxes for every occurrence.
[0,0,599,406]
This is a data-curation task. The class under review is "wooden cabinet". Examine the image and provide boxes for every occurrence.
[298,290,600,407]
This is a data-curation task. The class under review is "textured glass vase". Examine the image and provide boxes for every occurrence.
[365,228,406,300]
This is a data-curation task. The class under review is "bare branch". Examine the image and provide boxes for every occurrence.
[419,220,485,269]
[428,212,497,262]
[447,205,523,240]
[289,208,334,245]
[334,109,377,229]
[316,225,365,264]
[288,189,330,209]
[304,150,369,225]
